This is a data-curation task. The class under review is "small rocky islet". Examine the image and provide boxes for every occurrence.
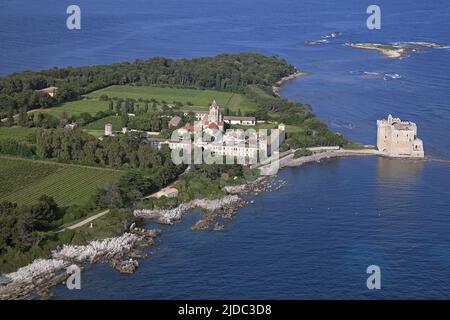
[345,41,449,59]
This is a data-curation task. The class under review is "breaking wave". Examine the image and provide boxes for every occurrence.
[350,71,402,81]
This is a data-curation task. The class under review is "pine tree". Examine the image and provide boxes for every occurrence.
[120,101,127,114]
[6,108,14,127]
[115,100,121,114]
[121,113,129,128]
[18,106,28,126]
[59,110,69,127]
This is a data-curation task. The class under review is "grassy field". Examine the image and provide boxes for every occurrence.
[0,156,123,207]
[0,127,36,142]
[32,100,110,118]
[83,115,122,131]
[82,129,106,138]
[26,86,257,135]
[88,85,257,112]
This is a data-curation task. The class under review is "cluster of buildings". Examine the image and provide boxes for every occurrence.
[377,114,424,158]
[169,100,285,164]
[178,100,225,134]
[101,100,279,161]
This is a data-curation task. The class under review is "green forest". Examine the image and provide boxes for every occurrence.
[0,53,296,115]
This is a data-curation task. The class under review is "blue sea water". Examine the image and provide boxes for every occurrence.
[1,0,450,299]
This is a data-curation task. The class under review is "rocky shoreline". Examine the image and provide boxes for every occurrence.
[134,195,248,232]
[0,152,380,301]
[272,71,309,96]
[0,162,284,300]
[2,148,378,300]
[0,227,160,300]
[223,176,270,194]
[134,176,286,232]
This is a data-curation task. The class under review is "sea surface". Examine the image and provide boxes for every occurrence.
[1,0,450,299]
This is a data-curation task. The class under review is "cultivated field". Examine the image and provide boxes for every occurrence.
[88,85,257,112]
[0,127,36,142]
[32,100,110,117]
[0,157,123,207]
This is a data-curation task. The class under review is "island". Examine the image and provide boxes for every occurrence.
[0,52,425,299]
[345,41,449,59]
[0,53,349,299]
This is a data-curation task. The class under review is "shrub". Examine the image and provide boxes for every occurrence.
[0,138,36,157]
[293,148,313,159]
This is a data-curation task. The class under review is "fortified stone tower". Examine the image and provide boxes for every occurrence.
[376,114,391,152]
[376,114,424,158]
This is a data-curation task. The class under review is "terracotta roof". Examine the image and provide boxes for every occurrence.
[169,116,182,127]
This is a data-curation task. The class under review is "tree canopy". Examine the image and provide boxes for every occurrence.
[0,53,296,115]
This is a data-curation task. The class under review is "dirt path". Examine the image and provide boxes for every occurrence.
[58,209,110,232]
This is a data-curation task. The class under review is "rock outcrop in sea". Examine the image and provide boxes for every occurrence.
[133,176,290,232]
[134,195,246,226]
